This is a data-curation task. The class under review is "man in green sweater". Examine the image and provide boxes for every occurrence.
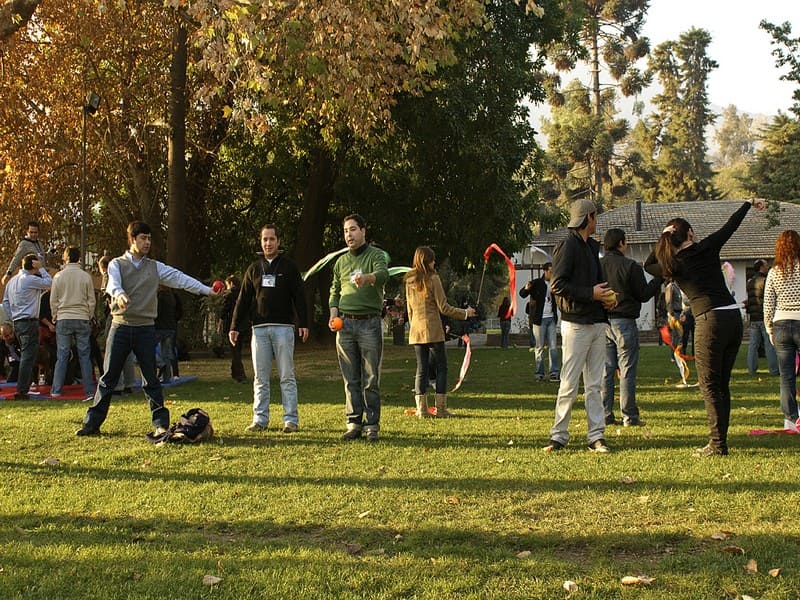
[328,214,389,442]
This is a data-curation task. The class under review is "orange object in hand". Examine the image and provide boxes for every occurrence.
[331,317,344,331]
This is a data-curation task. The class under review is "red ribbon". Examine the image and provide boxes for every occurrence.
[482,243,516,319]
[450,334,472,393]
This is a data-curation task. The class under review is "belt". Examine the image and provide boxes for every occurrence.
[341,313,379,320]
[13,317,38,322]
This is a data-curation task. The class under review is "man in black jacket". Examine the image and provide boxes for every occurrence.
[545,199,616,453]
[520,263,559,381]
[229,224,309,434]
[600,228,662,426]
[745,259,778,376]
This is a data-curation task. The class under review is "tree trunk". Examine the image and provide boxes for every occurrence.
[294,146,336,341]
[589,21,603,212]
[0,0,41,41]
[167,18,188,270]
[185,96,229,280]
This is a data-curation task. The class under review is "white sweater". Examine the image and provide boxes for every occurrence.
[764,262,800,337]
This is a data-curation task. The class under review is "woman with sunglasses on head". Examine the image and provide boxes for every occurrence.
[645,198,766,456]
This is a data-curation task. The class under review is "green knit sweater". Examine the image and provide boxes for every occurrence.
[329,245,389,315]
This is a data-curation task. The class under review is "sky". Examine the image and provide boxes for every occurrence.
[643,0,800,116]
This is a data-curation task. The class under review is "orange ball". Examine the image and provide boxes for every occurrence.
[331,317,344,331]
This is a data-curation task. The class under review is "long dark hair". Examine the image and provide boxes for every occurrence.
[404,246,436,293]
[655,218,692,279]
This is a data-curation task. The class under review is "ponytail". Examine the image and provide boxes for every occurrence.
[655,218,691,279]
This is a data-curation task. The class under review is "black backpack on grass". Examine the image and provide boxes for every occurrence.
[146,408,213,444]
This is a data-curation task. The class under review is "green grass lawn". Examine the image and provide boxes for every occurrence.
[1,341,799,599]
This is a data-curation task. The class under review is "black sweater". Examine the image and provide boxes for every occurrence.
[230,255,308,331]
[644,202,751,318]
[601,250,661,319]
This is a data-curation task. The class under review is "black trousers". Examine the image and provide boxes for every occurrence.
[694,309,742,450]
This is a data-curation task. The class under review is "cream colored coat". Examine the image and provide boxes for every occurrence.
[405,273,468,344]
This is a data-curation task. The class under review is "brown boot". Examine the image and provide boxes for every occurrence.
[415,394,432,418]
[435,393,453,418]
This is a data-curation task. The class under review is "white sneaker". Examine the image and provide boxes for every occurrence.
[784,419,800,433]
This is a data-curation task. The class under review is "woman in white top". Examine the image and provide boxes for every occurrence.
[764,229,800,431]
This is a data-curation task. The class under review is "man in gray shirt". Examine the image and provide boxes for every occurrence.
[77,221,218,437]
[2,253,52,399]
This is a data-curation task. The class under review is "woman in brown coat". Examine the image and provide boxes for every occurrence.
[404,247,475,417]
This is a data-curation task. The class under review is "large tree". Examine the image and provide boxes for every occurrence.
[644,27,718,202]
[545,0,650,210]
[761,19,800,118]
[745,113,800,204]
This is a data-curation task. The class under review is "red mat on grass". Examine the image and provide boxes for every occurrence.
[0,376,198,401]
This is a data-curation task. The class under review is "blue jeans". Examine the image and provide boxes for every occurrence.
[414,341,447,394]
[155,328,175,382]
[550,321,606,445]
[694,309,742,450]
[773,320,800,422]
[336,316,383,432]
[103,316,136,390]
[747,320,778,375]
[52,319,95,396]
[84,323,167,430]
[12,319,38,396]
[250,325,298,426]
[499,320,511,348]
[532,317,559,377]
[602,318,641,424]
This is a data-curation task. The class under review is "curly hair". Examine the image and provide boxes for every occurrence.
[773,230,800,276]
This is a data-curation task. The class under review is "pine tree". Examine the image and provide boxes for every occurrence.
[646,27,718,202]
[546,0,651,210]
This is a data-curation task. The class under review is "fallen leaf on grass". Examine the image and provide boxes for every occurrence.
[496,458,505,464]
[710,531,730,541]
[357,510,371,519]
[377,465,387,473]
[769,568,781,577]
[217,560,225,572]
[141,459,152,467]
[516,550,531,559]
[621,575,654,586]
[39,457,60,466]
[202,575,222,586]
[563,580,578,592]
[722,545,745,555]
[744,559,758,574]
[165,400,175,405]
[344,543,362,555]
[637,495,649,504]
[507,440,514,446]
[741,595,756,600]
[619,476,637,484]
[208,456,223,462]
[446,496,460,505]
[394,534,403,541]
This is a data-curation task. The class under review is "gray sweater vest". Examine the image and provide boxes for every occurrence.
[111,256,159,326]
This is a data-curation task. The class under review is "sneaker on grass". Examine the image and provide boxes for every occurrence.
[588,439,610,453]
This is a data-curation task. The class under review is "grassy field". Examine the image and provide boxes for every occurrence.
[1,340,798,599]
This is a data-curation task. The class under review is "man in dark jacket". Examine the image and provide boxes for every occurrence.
[229,224,309,434]
[520,263,559,381]
[545,199,616,453]
[600,228,662,426]
[745,259,778,376]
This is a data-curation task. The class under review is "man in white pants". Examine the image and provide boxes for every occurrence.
[544,199,616,453]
